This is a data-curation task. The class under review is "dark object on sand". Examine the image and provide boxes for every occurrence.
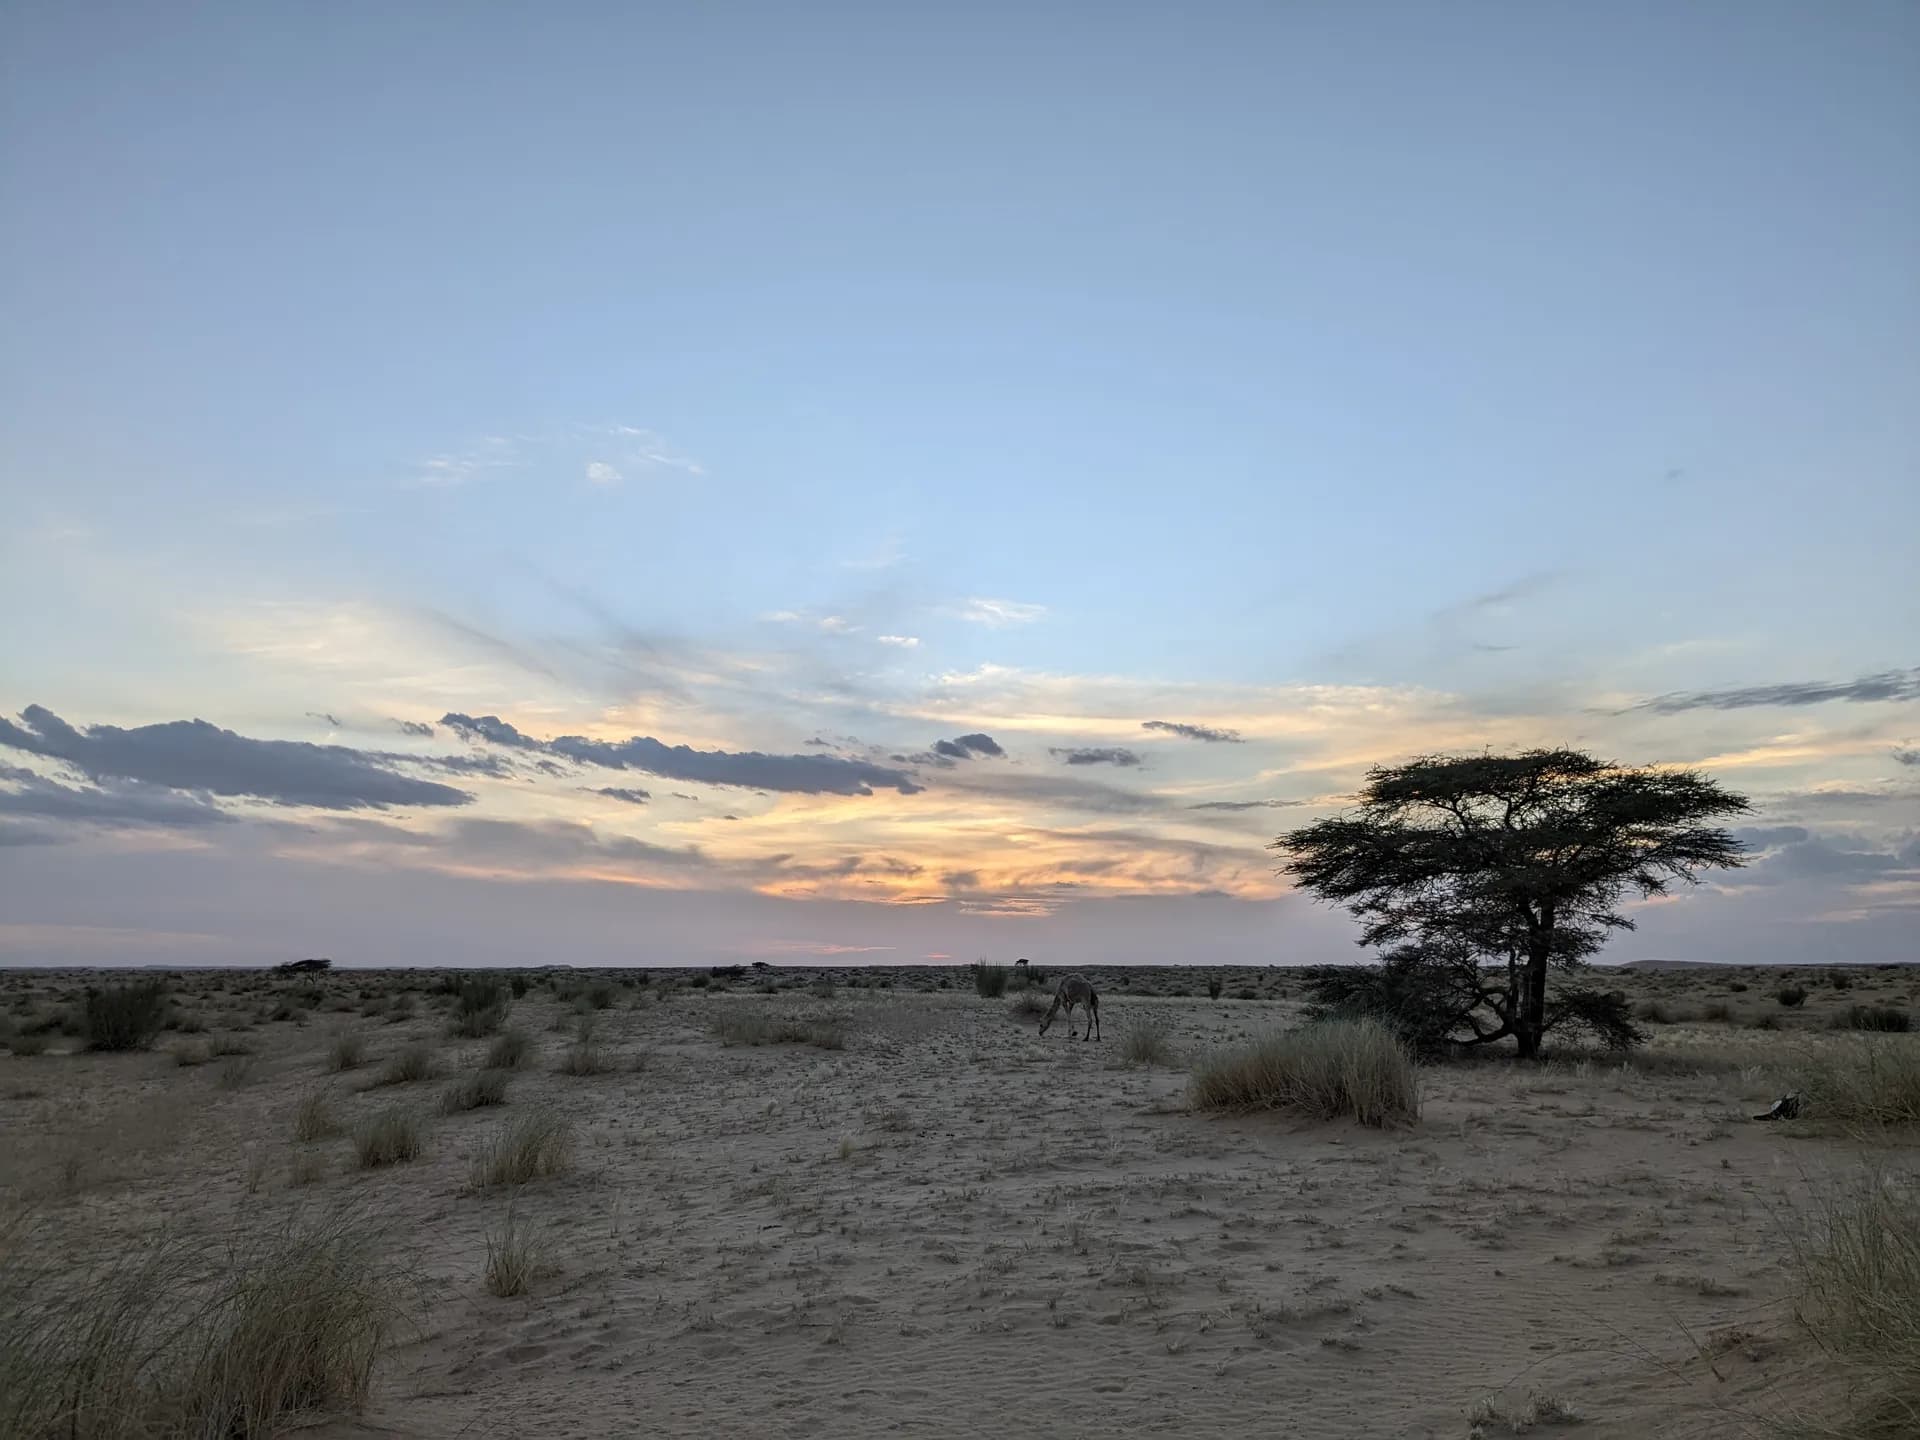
[1753,1093,1802,1121]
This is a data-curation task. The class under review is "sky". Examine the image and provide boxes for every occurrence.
[2,2,1916,969]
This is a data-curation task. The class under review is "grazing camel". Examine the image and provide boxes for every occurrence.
[1039,974,1100,1041]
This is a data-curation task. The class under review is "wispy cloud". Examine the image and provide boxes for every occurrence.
[441,712,924,796]
[1,705,473,812]
[585,461,622,486]
[1050,747,1143,767]
[412,436,520,488]
[876,634,920,649]
[1635,667,1920,715]
[597,424,705,477]
[1142,719,1245,744]
[949,597,1046,627]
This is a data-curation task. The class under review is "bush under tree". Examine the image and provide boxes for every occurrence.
[1276,749,1748,1059]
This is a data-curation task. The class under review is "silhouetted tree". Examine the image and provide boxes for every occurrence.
[1277,750,1749,1058]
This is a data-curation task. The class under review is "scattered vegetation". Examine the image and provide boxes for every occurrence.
[0,1212,411,1438]
[1190,1018,1418,1126]
[171,1039,211,1067]
[1008,991,1049,1019]
[1206,975,1225,1000]
[352,1108,424,1168]
[709,1009,845,1049]
[470,1109,574,1188]
[81,981,171,1052]
[1833,1005,1912,1034]
[4,1031,48,1058]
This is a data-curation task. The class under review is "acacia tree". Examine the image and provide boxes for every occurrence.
[1276,750,1750,1058]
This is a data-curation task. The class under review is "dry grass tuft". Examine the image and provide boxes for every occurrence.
[372,1043,438,1087]
[1803,1038,1920,1129]
[0,1210,411,1438]
[352,1107,424,1168]
[484,1027,535,1070]
[1119,1018,1177,1066]
[326,1030,366,1072]
[470,1109,574,1189]
[1790,1168,1920,1438]
[293,1088,340,1142]
[1008,991,1049,1020]
[483,1202,544,1298]
[439,1068,511,1114]
[1190,1017,1418,1127]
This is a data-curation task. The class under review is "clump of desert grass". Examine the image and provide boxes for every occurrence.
[448,976,511,1039]
[326,1030,366,1072]
[81,980,170,1052]
[555,1038,615,1076]
[0,1209,412,1438]
[171,1039,211,1067]
[352,1108,423,1168]
[971,962,1010,998]
[1119,1018,1177,1067]
[4,1031,49,1057]
[469,1109,574,1189]
[1788,1168,1920,1438]
[1803,1038,1920,1129]
[293,1088,340,1142]
[1008,990,1049,1020]
[708,1008,845,1050]
[483,1201,545,1298]
[217,1055,258,1090]
[439,1068,510,1114]
[371,1042,438,1087]
[1189,1017,1418,1127]
[484,1027,535,1070]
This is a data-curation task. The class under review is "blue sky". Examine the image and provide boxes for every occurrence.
[2,2,1915,967]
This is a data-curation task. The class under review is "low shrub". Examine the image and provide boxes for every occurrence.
[82,981,170,1052]
[449,977,510,1039]
[1833,1005,1912,1034]
[971,963,1009,999]
[1778,985,1810,1008]
[483,1204,543,1298]
[1190,1018,1418,1127]
[1804,1039,1920,1128]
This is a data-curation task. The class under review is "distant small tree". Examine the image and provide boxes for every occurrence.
[1277,749,1749,1058]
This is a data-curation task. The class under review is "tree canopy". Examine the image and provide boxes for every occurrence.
[1276,749,1750,1057]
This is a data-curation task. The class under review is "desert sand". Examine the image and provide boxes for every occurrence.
[3,962,1915,1438]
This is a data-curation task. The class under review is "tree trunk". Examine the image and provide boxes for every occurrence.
[1517,923,1553,1060]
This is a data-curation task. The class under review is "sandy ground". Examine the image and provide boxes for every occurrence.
[3,964,1914,1438]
